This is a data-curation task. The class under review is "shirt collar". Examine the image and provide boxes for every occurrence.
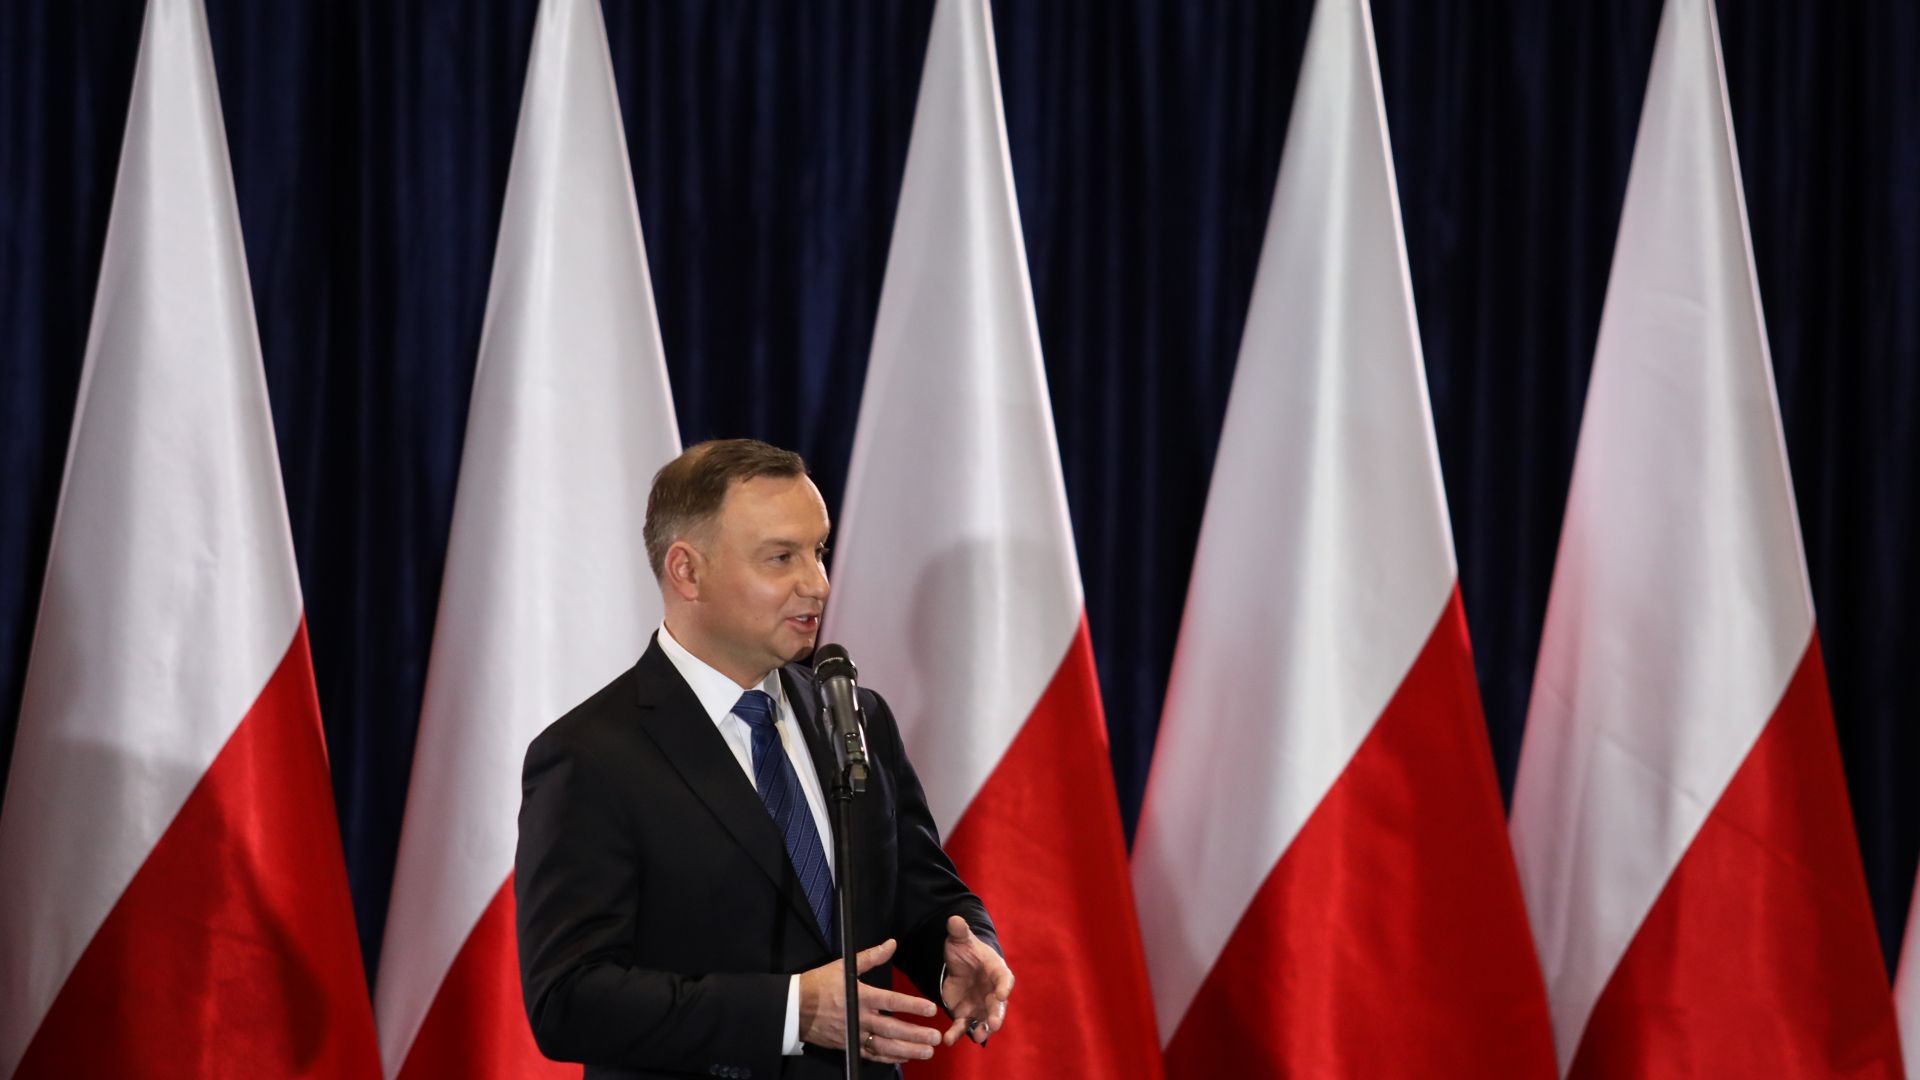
[657,620,785,724]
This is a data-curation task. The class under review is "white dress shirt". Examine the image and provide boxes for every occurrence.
[656,622,836,1055]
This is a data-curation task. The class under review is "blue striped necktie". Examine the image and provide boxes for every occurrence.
[734,689,836,945]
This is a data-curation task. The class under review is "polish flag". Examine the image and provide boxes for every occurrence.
[371,0,680,1077]
[0,0,381,1076]
[819,0,1163,1075]
[1507,0,1901,1074]
[1897,878,1920,1077]
[1127,0,1556,1074]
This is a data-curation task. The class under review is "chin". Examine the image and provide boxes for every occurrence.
[761,635,807,666]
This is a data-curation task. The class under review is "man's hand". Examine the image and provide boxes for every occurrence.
[938,915,1013,1046]
[798,938,942,1064]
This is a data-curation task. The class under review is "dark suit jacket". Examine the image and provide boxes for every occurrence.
[516,637,996,1080]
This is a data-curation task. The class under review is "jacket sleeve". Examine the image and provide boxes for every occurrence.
[515,724,787,1077]
[861,688,1002,1001]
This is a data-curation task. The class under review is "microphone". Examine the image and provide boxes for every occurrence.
[812,644,869,793]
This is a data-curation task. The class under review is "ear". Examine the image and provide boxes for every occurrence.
[664,539,703,602]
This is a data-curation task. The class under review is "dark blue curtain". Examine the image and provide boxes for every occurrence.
[3,0,1916,985]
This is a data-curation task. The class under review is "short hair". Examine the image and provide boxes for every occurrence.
[644,439,809,578]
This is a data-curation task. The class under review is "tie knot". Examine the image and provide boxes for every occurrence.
[733,689,777,730]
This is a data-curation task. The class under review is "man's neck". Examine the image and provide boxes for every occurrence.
[660,616,773,690]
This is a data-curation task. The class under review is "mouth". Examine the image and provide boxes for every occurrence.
[786,613,821,633]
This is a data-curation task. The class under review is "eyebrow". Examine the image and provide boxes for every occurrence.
[756,536,830,553]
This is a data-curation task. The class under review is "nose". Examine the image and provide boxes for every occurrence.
[801,554,830,601]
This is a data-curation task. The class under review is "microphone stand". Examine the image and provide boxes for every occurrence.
[815,646,869,1080]
[832,761,862,1080]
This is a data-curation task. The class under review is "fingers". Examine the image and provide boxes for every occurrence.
[947,914,974,942]
[969,1000,1006,1045]
[859,982,938,1018]
[940,1006,1003,1047]
[860,1033,936,1064]
[860,1007,940,1064]
[941,1015,970,1047]
[853,937,898,974]
[862,1012,941,1048]
[978,997,1007,1042]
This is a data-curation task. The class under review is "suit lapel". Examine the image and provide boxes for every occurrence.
[631,640,831,951]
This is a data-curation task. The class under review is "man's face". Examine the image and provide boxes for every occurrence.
[689,474,832,683]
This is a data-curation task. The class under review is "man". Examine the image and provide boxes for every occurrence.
[517,439,1013,1079]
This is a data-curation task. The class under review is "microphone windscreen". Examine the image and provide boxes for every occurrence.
[813,643,857,682]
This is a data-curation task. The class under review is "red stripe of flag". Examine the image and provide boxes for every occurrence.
[17,623,379,1080]
[1164,593,1554,1077]
[903,622,1164,1079]
[395,878,574,1080]
[1568,641,1899,1078]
